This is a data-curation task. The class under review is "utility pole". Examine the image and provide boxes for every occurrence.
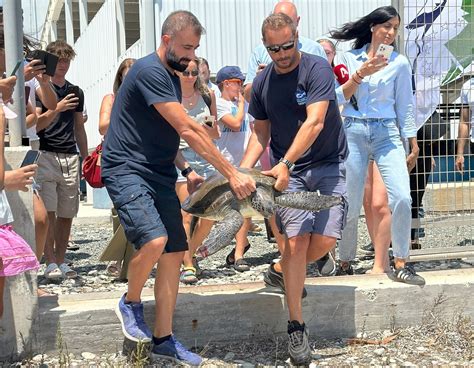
[3,0,26,147]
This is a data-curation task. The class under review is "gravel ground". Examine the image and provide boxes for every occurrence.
[13,318,474,366]
[37,216,474,295]
[26,217,473,367]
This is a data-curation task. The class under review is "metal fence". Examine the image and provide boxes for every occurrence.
[401,0,474,260]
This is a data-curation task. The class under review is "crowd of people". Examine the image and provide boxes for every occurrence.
[1,0,473,366]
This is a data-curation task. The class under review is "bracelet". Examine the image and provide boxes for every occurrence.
[181,166,194,177]
[352,74,361,84]
[355,70,364,80]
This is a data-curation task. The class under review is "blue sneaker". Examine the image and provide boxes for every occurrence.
[115,293,152,342]
[151,335,202,366]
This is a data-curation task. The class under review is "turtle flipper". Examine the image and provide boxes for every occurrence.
[275,190,343,212]
[195,209,244,261]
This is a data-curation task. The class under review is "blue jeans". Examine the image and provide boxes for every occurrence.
[338,117,411,260]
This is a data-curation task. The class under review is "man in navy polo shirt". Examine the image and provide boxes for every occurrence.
[102,10,255,366]
[241,13,348,365]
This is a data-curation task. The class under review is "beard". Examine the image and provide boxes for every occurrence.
[166,48,190,72]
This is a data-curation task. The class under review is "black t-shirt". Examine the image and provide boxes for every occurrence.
[36,80,84,154]
[101,52,182,188]
[249,52,348,173]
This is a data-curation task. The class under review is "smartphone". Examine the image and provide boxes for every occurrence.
[203,116,215,128]
[20,150,41,168]
[27,50,59,76]
[9,60,22,76]
[376,44,394,59]
[66,85,80,99]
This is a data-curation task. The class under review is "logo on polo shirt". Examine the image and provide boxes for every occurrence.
[295,88,307,105]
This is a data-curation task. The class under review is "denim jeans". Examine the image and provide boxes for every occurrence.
[338,117,411,260]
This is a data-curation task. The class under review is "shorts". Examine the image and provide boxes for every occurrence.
[276,162,348,239]
[36,151,80,218]
[176,147,215,183]
[103,174,188,252]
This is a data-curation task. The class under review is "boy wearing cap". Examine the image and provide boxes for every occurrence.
[215,65,253,271]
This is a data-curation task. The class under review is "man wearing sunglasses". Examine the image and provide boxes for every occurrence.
[240,13,348,366]
[242,0,327,262]
[243,1,326,102]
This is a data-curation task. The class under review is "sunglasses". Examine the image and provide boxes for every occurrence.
[265,40,296,54]
[182,69,199,77]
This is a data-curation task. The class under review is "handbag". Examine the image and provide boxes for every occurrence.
[82,143,104,188]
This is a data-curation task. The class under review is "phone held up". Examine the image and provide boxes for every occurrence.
[26,50,59,77]
[376,44,394,60]
[20,150,41,168]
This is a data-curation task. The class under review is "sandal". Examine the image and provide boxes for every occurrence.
[232,258,250,272]
[66,241,79,251]
[249,222,263,233]
[225,243,251,266]
[58,263,78,279]
[180,266,198,284]
[44,263,62,280]
[106,261,122,277]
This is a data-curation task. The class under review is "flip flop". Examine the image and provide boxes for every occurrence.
[225,243,251,266]
[58,263,77,279]
[44,263,62,280]
[66,241,79,251]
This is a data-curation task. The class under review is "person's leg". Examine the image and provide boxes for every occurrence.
[338,118,370,265]
[372,119,424,285]
[54,217,73,266]
[366,164,391,274]
[153,251,184,338]
[55,154,80,273]
[234,218,251,260]
[281,234,310,323]
[33,193,49,261]
[363,162,376,242]
[269,215,286,254]
[127,237,167,303]
[43,212,57,265]
[175,181,195,272]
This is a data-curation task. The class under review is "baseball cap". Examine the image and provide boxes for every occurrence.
[215,66,245,84]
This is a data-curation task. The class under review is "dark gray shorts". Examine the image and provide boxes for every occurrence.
[276,162,348,239]
[103,174,188,252]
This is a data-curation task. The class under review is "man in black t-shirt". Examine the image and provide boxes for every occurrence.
[35,40,87,282]
[101,11,255,365]
[241,13,348,366]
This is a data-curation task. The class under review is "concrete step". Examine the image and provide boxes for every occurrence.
[35,268,474,355]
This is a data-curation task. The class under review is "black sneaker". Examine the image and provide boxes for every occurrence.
[392,264,425,286]
[263,263,307,298]
[359,242,375,258]
[315,252,337,276]
[336,261,354,276]
[287,320,312,366]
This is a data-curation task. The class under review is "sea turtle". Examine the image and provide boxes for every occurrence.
[182,168,343,261]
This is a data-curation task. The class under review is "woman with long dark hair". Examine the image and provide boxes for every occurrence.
[330,6,424,285]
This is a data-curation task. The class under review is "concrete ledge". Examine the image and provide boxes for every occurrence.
[36,269,474,355]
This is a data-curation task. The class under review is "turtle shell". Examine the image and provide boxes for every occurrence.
[181,168,275,219]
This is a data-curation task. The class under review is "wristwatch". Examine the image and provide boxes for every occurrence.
[181,166,194,177]
[279,158,295,173]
